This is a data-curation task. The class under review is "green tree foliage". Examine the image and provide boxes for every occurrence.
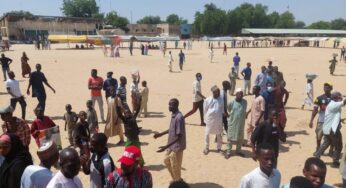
[104,11,129,32]
[137,16,162,24]
[330,18,346,30]
[294,21,306,28]
[166,14,188,25]
[4,10,33,17]
[61,0,99,18]
[275,11,295,28]
[308,21,331,29]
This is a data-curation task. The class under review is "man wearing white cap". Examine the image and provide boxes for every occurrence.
[203,85,224,155]
[20,141,59,188]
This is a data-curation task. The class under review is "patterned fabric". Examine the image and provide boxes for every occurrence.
[2,117,31,147]
[106,168,152,188]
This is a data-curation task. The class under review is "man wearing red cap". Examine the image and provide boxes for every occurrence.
[106,146,152,188]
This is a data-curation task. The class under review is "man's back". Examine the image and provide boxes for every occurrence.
[20,165,53,188]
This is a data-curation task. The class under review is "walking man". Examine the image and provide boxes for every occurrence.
[178,50,185,71]
[314,91,346,168]
[27,64,55,113]
[203,86,224,154]
[0,53,12,81]
[255,66,267,93]
[309,83,333,153]
[103,71,118,100]
[154,98,186,182]
[184,73,206,126]
[88,69,105,122]
[6,71,27,119]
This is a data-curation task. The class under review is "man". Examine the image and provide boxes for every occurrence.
[27,64,56,113]
[267,61,273,73]
[229,67,237,95]
[221,81,231,132]
[139,81,149,117]
[47,148,82,188]
[272,66,284,86]
[239,143,281,188]
[261,82,275,121]
[81,133,115,188]
[184,73,206,126]
[154,98,185,182]
[233,52,241,78]
[341,46,345,61]
[168,51,174,72]
[314,92,345,168]
[273,81,289,129]
[0,105,31,149]
[88,69,105,122]
[20,141,59,188]
[30,106,56,146]
[282,157,332,188]
[241,62,252,95]
[225,89,247,159]
[178,50,185,71]
[309,83,333,152]
[251,110,286,167]
[246,86,265,145]
[106,146,152,188]
[203,86,224,154]
[255,66,267,93]
[6,71,27,119]
[0,53,12,81]
[103,71,118,100]
[329,55,337,75]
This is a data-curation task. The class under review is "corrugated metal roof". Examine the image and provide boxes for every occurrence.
[242,28,346,34]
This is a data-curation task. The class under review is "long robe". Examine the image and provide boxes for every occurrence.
[204,96,224,135]
[227,99,247,141]
[21,56,31,77]
[104,97,123,137]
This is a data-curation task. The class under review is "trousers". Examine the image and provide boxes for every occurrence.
[164,150,183,181]
[91,96,105,121]
[205,133,222,150]
[315,129,342,163]
[10,96,27,119]
[184,100,204,124]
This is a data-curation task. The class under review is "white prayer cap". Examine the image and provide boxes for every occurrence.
[235,88,243,93]
[211,85,219,92]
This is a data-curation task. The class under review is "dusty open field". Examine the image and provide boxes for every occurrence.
[1,42,346,187]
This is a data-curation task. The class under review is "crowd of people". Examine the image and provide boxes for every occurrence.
[0,41,345,188]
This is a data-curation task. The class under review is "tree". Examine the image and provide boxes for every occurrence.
[166,14,188,25]
[330,18,346,30]
[308,21,331,29]
[294,21,306,28]
[4,10,33,17]
[104,11,129,32]
[275,11,295,28]
[61,0,99,18]
[137,16,162,24]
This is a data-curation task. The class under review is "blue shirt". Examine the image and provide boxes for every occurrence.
[282,183,333,188]
[261,91,275,120]
[233,55,240,66]
[179,52,185,62]
[241,67,252,80]
[103,78,118,98]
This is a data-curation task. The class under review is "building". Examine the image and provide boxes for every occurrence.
[241,28,346,37]
[180,24,192,39]
[0,14,102,41]
[127,23,180,36]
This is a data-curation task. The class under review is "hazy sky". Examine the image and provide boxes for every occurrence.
[1,0,345,25]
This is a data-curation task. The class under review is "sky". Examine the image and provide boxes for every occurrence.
[0,0,345,25]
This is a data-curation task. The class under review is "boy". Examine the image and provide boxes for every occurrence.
[117,76,127,105]
[228,67,237,95]
[117,103,144,167]
[73,111,90,158]
[81,133,115,188]
[139,81,149,117]
[302,78,314,110]
[63,104,78,146]
[86,100,98,135]
[30,106,56,146]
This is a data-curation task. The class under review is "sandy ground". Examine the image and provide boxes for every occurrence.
[1,41,346,188]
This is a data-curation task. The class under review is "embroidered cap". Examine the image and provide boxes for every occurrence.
[118,146,141,166]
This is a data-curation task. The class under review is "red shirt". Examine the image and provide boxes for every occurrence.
[31,116,56,145]
[88,76,103,97]
[274,87,288,111]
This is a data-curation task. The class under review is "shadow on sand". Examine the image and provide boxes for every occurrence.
[189,182,223,188]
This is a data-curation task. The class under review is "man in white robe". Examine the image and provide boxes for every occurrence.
[203,85,224,155]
